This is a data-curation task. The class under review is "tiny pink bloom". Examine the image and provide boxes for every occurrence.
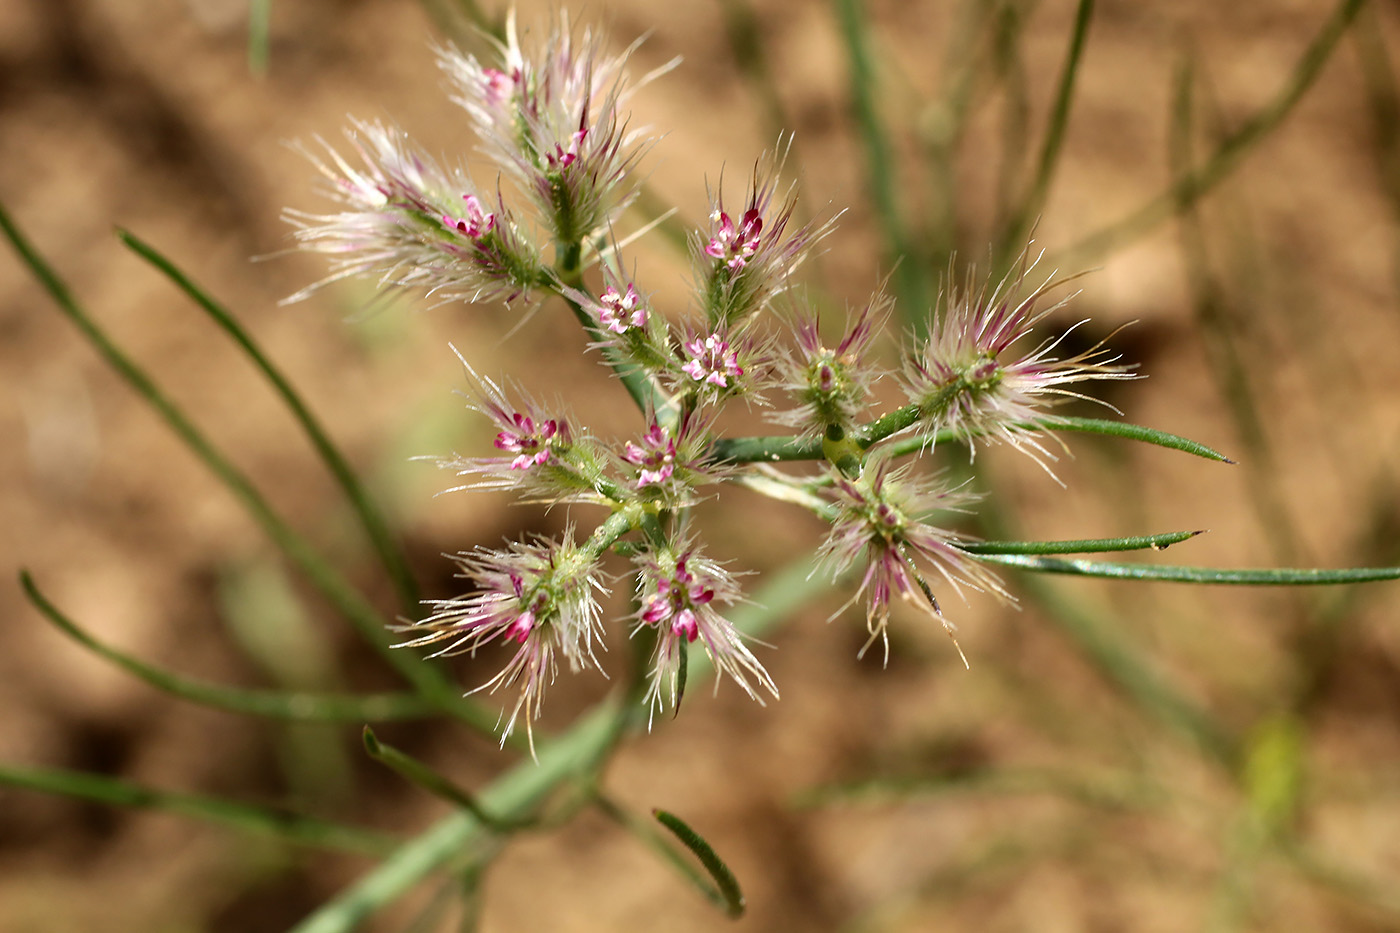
[682,334,744,388]
[819,458,1009,664]
[705,208,763,272]
[442,193,497,239]
[481,67,518,106]
[902,248,1137,476]
[598,282,647,333]
[494,412,562,470]
[623,423,678,487]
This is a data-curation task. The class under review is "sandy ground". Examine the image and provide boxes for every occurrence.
[3,0,1400,930]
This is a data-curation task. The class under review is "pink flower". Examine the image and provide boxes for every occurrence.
[695,137,836,325]
[494,412,563,470]
[437,12,675,244]
[284,120,540,306]
[682,333,744,388]
[704,207,763,272]
[598,282,647,334]
[442,194,497,239]
[633,545,776,725]
[772,290,890,436]
[623,423,677,486]
[433,359,608,504]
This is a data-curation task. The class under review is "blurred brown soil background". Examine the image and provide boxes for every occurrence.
[3,0,1400,930]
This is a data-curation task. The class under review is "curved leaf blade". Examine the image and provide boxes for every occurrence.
[20,571,435,721]
[653,809,746,918]
[975,553,1400,586]
[0,763,397,856]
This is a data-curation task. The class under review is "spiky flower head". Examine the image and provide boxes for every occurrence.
[399,534,605,751]
[818,457,1008,664]
[433,357,610,503]
[618,407,721,505]
[283,119,542,306]
[633,543,776,726]
[560,264,673,375]
[902,249,1136,473]
[437,11,673,245]
[695,137,835,326]
[772,290,890,438]
[667,323,773,407]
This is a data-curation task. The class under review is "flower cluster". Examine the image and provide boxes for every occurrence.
[633,544,777,726]
[400,535,603,749]
[289,11,1140,747]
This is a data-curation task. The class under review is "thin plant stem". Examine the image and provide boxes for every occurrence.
[832,0,928,316]
[0,764,399,857]
[0,201,482,724]
[1057,0,1365,267]
[119,229,423,617]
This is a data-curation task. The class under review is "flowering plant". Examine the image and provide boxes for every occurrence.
[6,5,1398,929]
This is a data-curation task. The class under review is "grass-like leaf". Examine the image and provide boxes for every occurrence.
[118,228,421,618]
[997,0,1095,261]
[962,530,1204,556]
[1059,0,1365,265]
[653,809,746,918]
[0,763,397,856]
[976,553,1400,586]
[0,202,484,724]
[711,414,1232,465]
[20,571,436,722]
[362,727,524,830]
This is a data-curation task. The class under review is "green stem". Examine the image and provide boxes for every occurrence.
[1059,0,1364,266]
[21,571,438,722]
[0,764,398,857]
[118,229,422,618]
[997,0,1095,263]
[832,0,927,317]
[0,201,481,724]
[288,703,628,933]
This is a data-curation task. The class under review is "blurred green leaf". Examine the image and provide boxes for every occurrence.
[973,553,1400,586]
[963,530,1204,555]
[118,228,421,618]
[0,763,397,856]
[653,809,746,918]
[21,570,435,722]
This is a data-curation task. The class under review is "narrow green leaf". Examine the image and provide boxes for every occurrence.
[0,202,484,725]
[653,809,746,918]
[118,229,421,619]
[1044,416,1234,462]
[362,727,524,830]
[832,0,927,316]
[1059,0,1365,265]
[998,0,1095,259]
[710,414,1231,465]
[20,570,434,721]
[247,0,271,76]
[594,794,731,912]
[962,530,1205,556]
[974,553,1400,586]
[0,763,397,856]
